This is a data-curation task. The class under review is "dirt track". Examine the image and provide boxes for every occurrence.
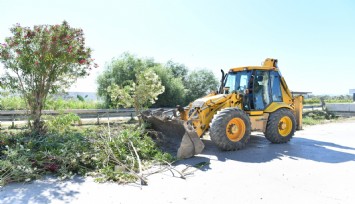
[1,119,355,204]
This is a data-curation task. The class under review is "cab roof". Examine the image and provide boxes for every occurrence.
[229,58,279,72]
[229,66,278,72]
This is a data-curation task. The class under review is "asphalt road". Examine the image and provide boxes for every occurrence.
[1,118,355,204]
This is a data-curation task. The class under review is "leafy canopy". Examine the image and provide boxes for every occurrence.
[185,70,219,102]
[97,53,186,107]
[97,52,219,108]
[152,65,186,107]
[97,53,157,106]
[108,69,164,125]
[0,21,97,94]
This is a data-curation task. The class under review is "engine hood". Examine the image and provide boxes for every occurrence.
[191,94,230,108]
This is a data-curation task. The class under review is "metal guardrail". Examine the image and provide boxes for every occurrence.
[303,105,323,110]
[1,105,322,123]
[3,104,354,128]
[0,109,139,127]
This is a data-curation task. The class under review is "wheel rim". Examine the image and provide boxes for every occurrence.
[278,116,292,137]
[226,118,246,142]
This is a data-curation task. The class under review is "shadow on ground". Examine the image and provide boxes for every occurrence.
[0,176,85,204]
[177,133,355,169]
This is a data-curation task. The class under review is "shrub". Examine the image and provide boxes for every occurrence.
[0,142,41,186]
[44,112,81,133]
[87,125,173,183]
[302,110,337,125]
[0,122,173,186]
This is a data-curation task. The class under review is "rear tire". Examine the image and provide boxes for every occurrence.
[265,108,296,143]
[210,108,251,151]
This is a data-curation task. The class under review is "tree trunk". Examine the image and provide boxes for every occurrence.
[134,97,142,125]
[31,94,45,135]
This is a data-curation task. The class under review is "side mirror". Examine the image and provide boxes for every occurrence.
[219,69,226,94]
[223,87,230,94]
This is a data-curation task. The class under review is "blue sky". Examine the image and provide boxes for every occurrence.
[1,0,354,95]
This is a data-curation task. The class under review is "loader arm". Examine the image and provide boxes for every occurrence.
[183,92,243,137]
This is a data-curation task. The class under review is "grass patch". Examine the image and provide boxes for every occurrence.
[303,117,323,125]
[302,110,338,125]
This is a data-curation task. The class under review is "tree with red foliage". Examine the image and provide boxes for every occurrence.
[0,21,98,133]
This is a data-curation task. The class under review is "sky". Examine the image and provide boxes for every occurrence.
[1,0,355,95]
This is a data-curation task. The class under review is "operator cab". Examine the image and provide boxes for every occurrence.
[223,69,283,111]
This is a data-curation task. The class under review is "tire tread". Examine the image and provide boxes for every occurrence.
[210,108,251,150]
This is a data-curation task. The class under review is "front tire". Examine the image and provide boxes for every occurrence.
[265,108,296,143]
[210,108,251,151]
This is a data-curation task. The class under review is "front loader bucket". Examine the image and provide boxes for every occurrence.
[141,109,204,159]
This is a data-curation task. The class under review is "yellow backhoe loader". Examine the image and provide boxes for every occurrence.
[142,58,303,159]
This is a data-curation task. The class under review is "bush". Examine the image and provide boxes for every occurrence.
[0,141,41,186]
[303,110,335,120]
[0,130,96,185]
[90,125,173,183]
[44,112,81,133]
[0,121,173,186]
[302,110,337,125]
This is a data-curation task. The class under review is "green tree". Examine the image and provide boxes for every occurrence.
[165,60,188,84]
[0,21,96,133]
[97,53,157,106]
[185,70,219,103]
[97,54,187,108]
[108,69,164,124]
[152,65,186,107]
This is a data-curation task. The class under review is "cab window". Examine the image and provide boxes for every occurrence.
[253,70,271,110]
[270,71,282,102]
[224,71,252,93]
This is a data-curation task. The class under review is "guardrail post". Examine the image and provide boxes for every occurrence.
[11,114,15,129]
[107,110,110,124]
[97,113,100,125]
[320,98,326,110]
